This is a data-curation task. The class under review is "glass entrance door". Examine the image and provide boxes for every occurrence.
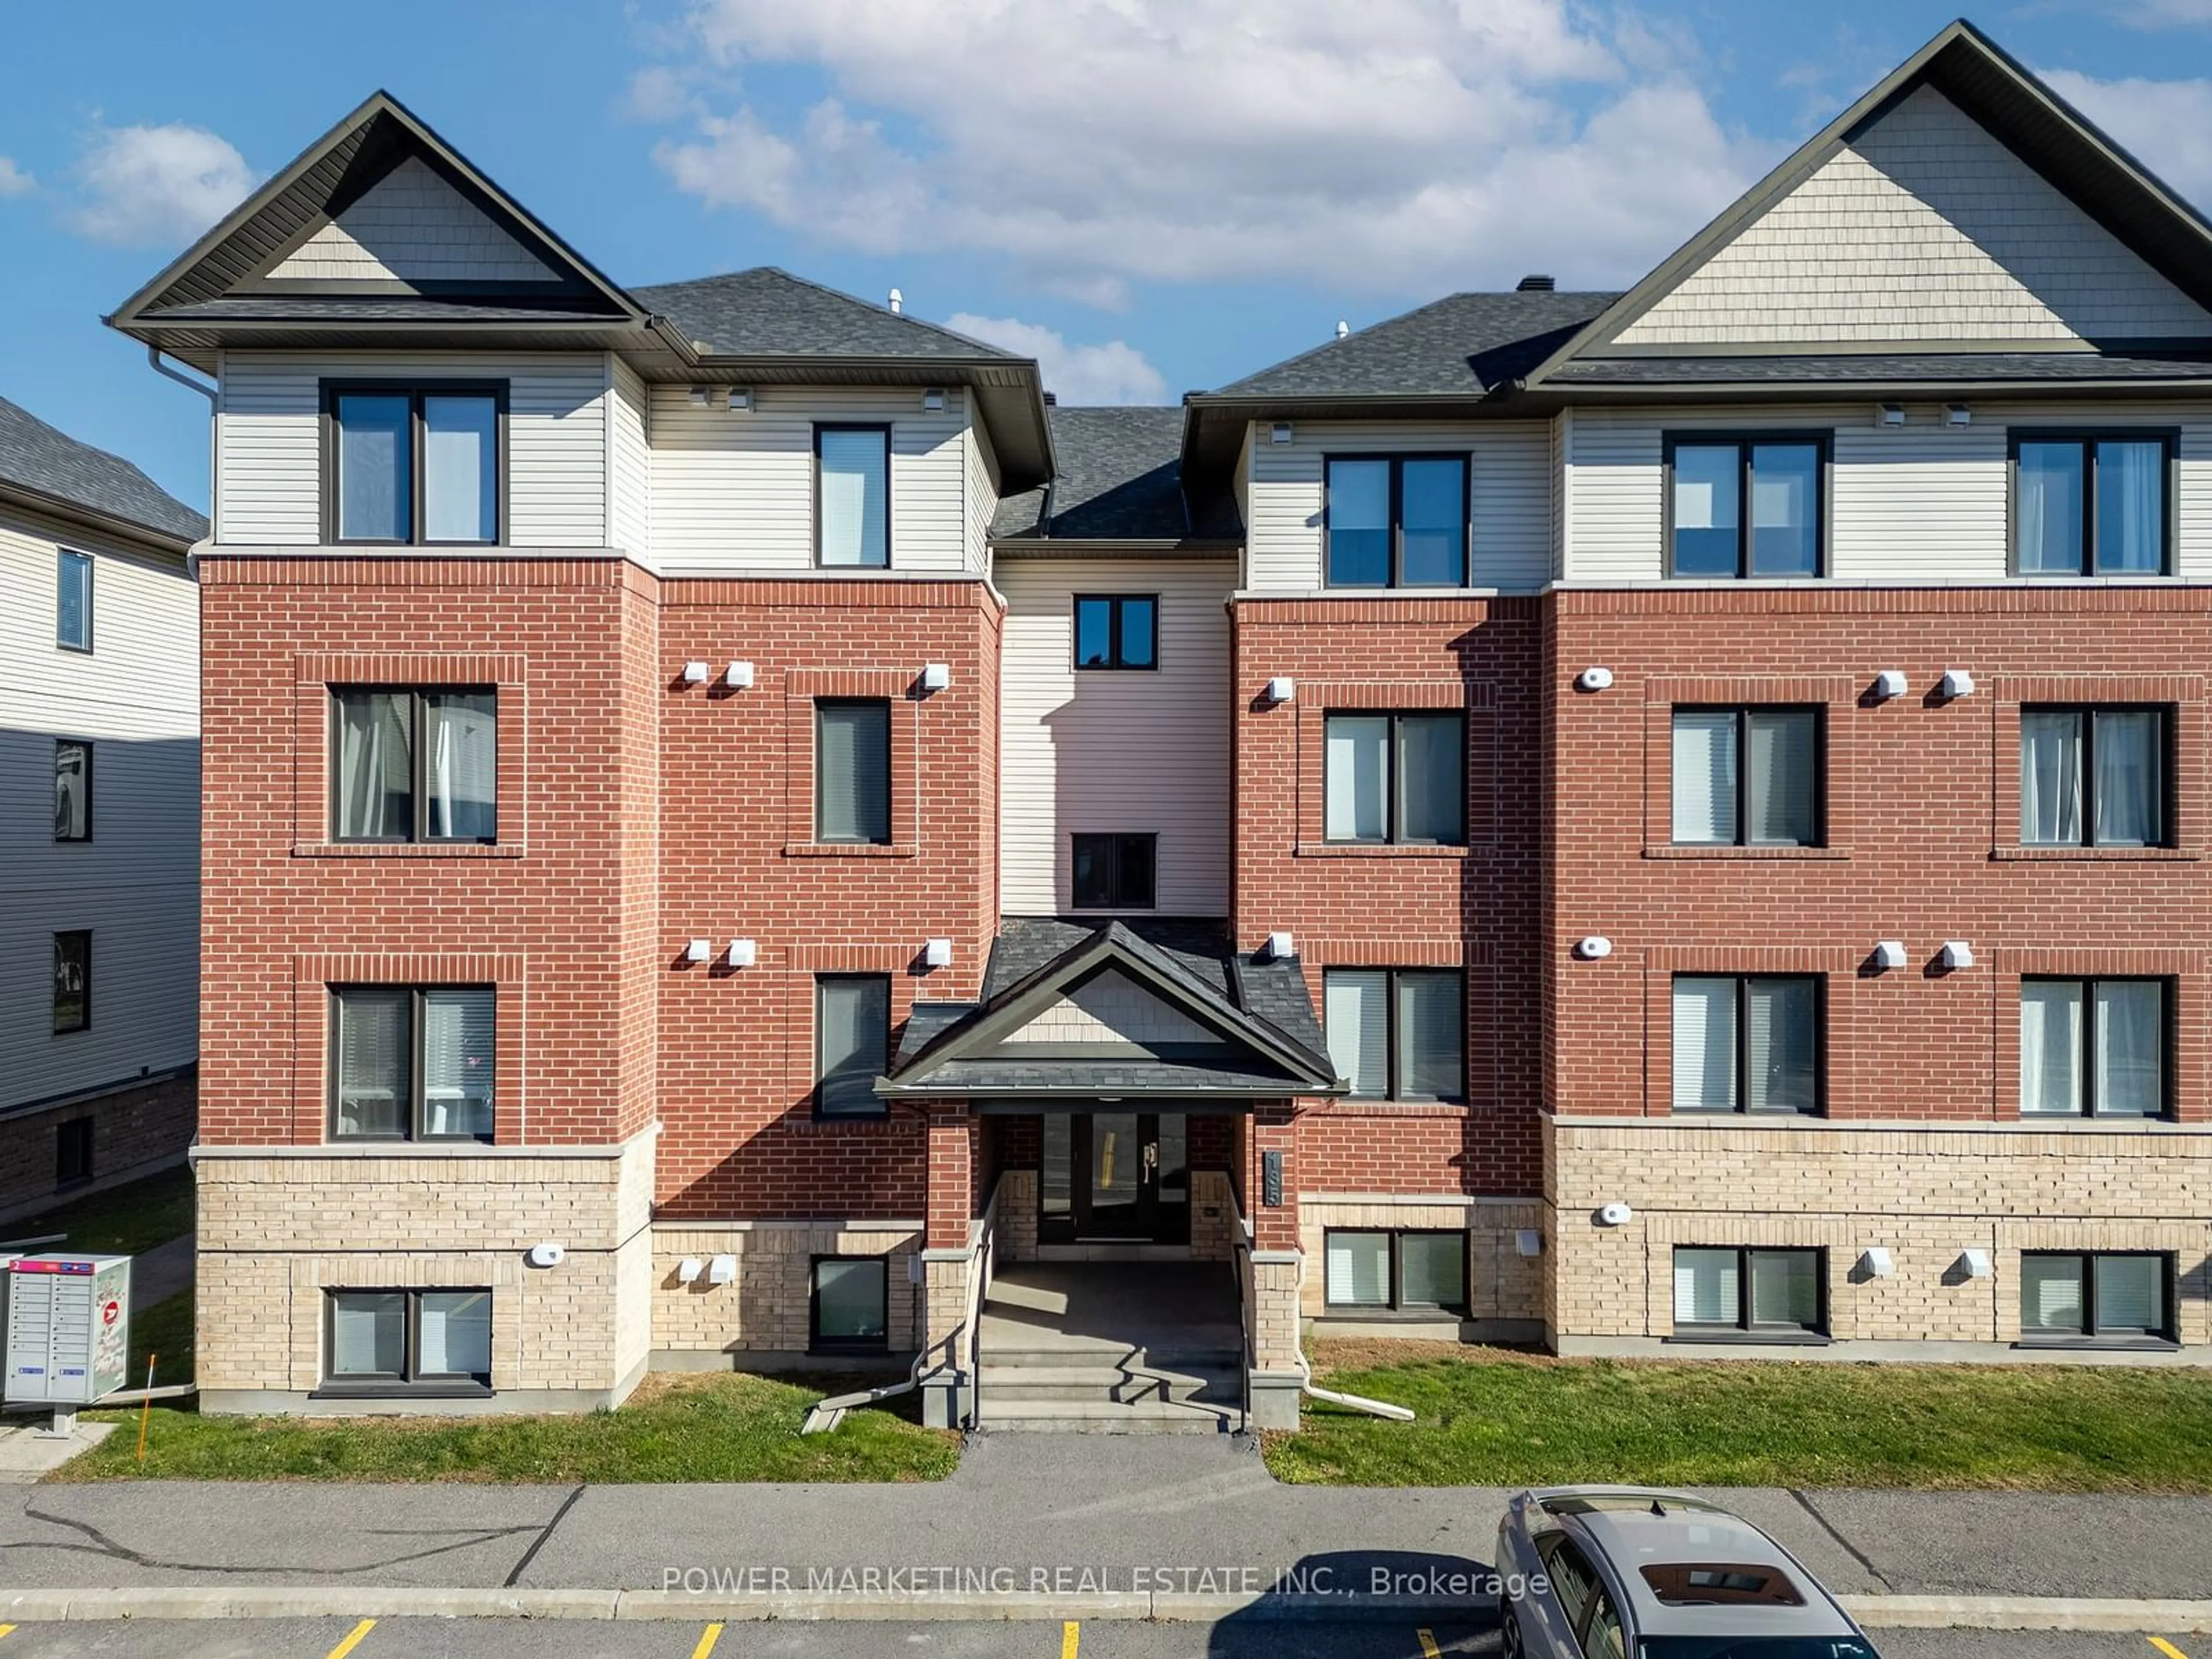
[1044,1113,1191,1244]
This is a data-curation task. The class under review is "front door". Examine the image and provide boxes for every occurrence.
[1045,1113,1188,1244]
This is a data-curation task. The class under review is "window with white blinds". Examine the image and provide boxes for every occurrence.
[816,700,892,844]
[2020,706,2167,847]
[334,688,499,844]
[1671,708,1818,846]
[1674,1247,1822,1334]
[2021,978,2168,1119]
[1325,1232,1391,1306]
[817,426,891,567]
[1323,1230,1465,1312]
[816,975,891,1118]
[331,986,495,1142]
[2020,1252,2172,1341]
[1324,969,1463,1101]
[1323,713,1464,845]
[1673,975,1819,1115]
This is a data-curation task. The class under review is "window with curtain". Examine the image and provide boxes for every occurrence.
[56,550,93,651]
[52,931,90,1035]
[1672,1247,1823,1334]
[1666,436,1826,578]
[1070,833,1157,910]
[1324,968,1464,1101]
[816,975,891,1117]
[2018,706,2166,847]
[1324,1230,1467,1312]
[1073,594,1158,669]
[2013,433,2173,575]
[54,738,92,842]
[1671,707,1819,845]
[327,1289,493,1388]
[812,1258,889,1350]
[1323,712,1464,844]
[2020,1252,2173,1342]
[328,384,503,544]
[333,688,498,844]
[1324,455,1469,588]
[815,700,892,844]
[817,425,891,567]
[331,986,494,1142]
[2020,978,2167,1119]
[1672,975,1820,1115]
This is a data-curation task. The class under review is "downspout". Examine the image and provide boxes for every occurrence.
[147,346,218,571]
[1290,1247,1415,1422]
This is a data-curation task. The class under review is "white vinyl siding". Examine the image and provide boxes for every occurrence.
[1245,419,1550,593]
[1617,85,2212,346]
[608,356,652,560]
[215,351,607,546]
[0,505,198,1110]
[964,416,998,576]
[648,385,969,574]
[1563,400,2212,583]
[268,157,560,286]
[996,556,1234,916]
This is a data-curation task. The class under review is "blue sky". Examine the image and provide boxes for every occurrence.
[3,0,2210,515]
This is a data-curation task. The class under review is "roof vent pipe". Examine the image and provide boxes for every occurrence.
[888,287,903,315]
[1042,392,1056,406]
[1335,320,1350,339]
[1517,274,1555,291]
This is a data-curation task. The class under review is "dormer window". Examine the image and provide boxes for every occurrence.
[325,383,505,546]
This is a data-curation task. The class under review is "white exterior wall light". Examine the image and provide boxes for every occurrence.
[1859,1247,1896,1278]
[725,661,755,689]
[1959,1248,1994,1279]
[1576,666,1615,692]
[685,938,713,965]
[682,661,711,684]
[1872,669,1908,700]
[1940,940,1975,970]
[708,1255,738,1285]
[1872,940,1908,970]
[920,662,952,693]
[923,937,954,969]
[1264,931,1296,961]
[1597,1202,1634,1227]
[525,1243,566,1268]
[1940,669,1976,699]
[1265,676,1296,705]
[676,1257,704,1284]
[1575,935,1613,961]
[726,939,757,969]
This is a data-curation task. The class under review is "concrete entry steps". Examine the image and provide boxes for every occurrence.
[976,1260,1245,1434]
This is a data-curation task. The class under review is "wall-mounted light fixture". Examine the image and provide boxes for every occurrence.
[1576,666,1614,692]
[685,938,713,964]
[725,661,755,689]
[1872,940,1908,970]
[1940,669,1976,699]
[1872,669,1908,700]
[1859,1247,1896,1278]
[708,1255,738,1285]
[676,1257,704,1284]
[1958,1248,1993,1279]
[682,661,711,684]
[1264,676,1295,705]
[920,662,951,693]
[726,939,757,969]
[1575,935,1613,961]
[923,937,953,969]
[1940,940,1975,970]
[1264,931,1296,961]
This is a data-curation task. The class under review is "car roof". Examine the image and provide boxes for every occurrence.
[1559,1500,1859,1640]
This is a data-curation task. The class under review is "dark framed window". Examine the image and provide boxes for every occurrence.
[1073,594,1157,670]
[816,974,891,1118]
[2020,1252,2175,1344]
[815,699,892,844]
[2021,978,2171,1119]
[325,1289,493,1389]
[1324,455,1468,588]
[2020,706,2169,847]
[330,986,495,1142]
[810,1256,890,1351]
[1664,433,1828,578]
[332,688,498,843]
[1071,833,1157,910]
[52,931,90,1035]
[56,550,92,651]
[816,424,891,568]
[323,382,505,545]
[55,1118,93,1188]
[54,738,92,842]
[1323,712,1464,844]
[1673,1247,1825,1336]
[2012,430,2176,577]
[1672,975,1821,1115]
[1671,708,1821,846]
[1323,968,1464,1101]
[1323,1229,1467,1313]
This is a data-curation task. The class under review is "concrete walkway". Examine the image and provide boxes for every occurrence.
[1,1434,2207,1602]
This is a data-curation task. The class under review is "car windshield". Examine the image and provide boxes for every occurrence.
[1640,1640,1879,1659]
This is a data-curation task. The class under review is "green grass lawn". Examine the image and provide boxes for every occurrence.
[1264,1340,2212,1492]
[0,1162,194,1257]
[57,1372,959,1483]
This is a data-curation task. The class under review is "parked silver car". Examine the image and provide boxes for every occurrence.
[1493,1486,1882,1658]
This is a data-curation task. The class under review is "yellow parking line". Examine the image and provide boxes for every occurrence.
[326,1620,376,1659]
[692,1623,725,1659]
[2149,1640,2191,1659]
[1061,1619,1080,1659]
[1418,1629,1443,1659]
[0,1626,15,1641]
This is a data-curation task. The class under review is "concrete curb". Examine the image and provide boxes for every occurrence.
[1,1587,2208,1629]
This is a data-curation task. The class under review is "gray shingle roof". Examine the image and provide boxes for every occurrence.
[1550,351,2212,385]
[993,406,1194,540]
[0,397,206,547]
[1209,290,1620,399]
[631,267,1019,360]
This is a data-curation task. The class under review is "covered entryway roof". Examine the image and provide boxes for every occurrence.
[881,919,1342,1103]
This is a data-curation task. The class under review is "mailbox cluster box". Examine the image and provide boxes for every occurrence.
[3,1255,131,1406]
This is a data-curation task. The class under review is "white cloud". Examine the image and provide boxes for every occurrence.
[0,158,32,198]
[2041,69,2212,210]
[944,313,1168,404]
[639,0,1773,297]
[66,123,253,247]
[2114,0,2212,25]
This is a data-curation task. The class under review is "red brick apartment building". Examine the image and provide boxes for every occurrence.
[111,20,2212,1426]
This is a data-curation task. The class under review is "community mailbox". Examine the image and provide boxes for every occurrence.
[4,1255,131,1406]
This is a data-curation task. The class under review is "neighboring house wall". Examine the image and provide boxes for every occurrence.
[646,385,976,575]
[1245,419,1552,593]
[997,555,1233,916]
[1562,400,2212,583]
[214,351,610,547]
[1616,85,2212,346]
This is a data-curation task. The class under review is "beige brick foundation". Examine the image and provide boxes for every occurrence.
[1298,1194,1544,1340]
[192,1127,657,1412]
[650,1221,924,1364]
[1547,1118,2212,1359]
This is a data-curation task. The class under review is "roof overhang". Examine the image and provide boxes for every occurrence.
[0,480,199,559]
[1180,390,1531,495]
